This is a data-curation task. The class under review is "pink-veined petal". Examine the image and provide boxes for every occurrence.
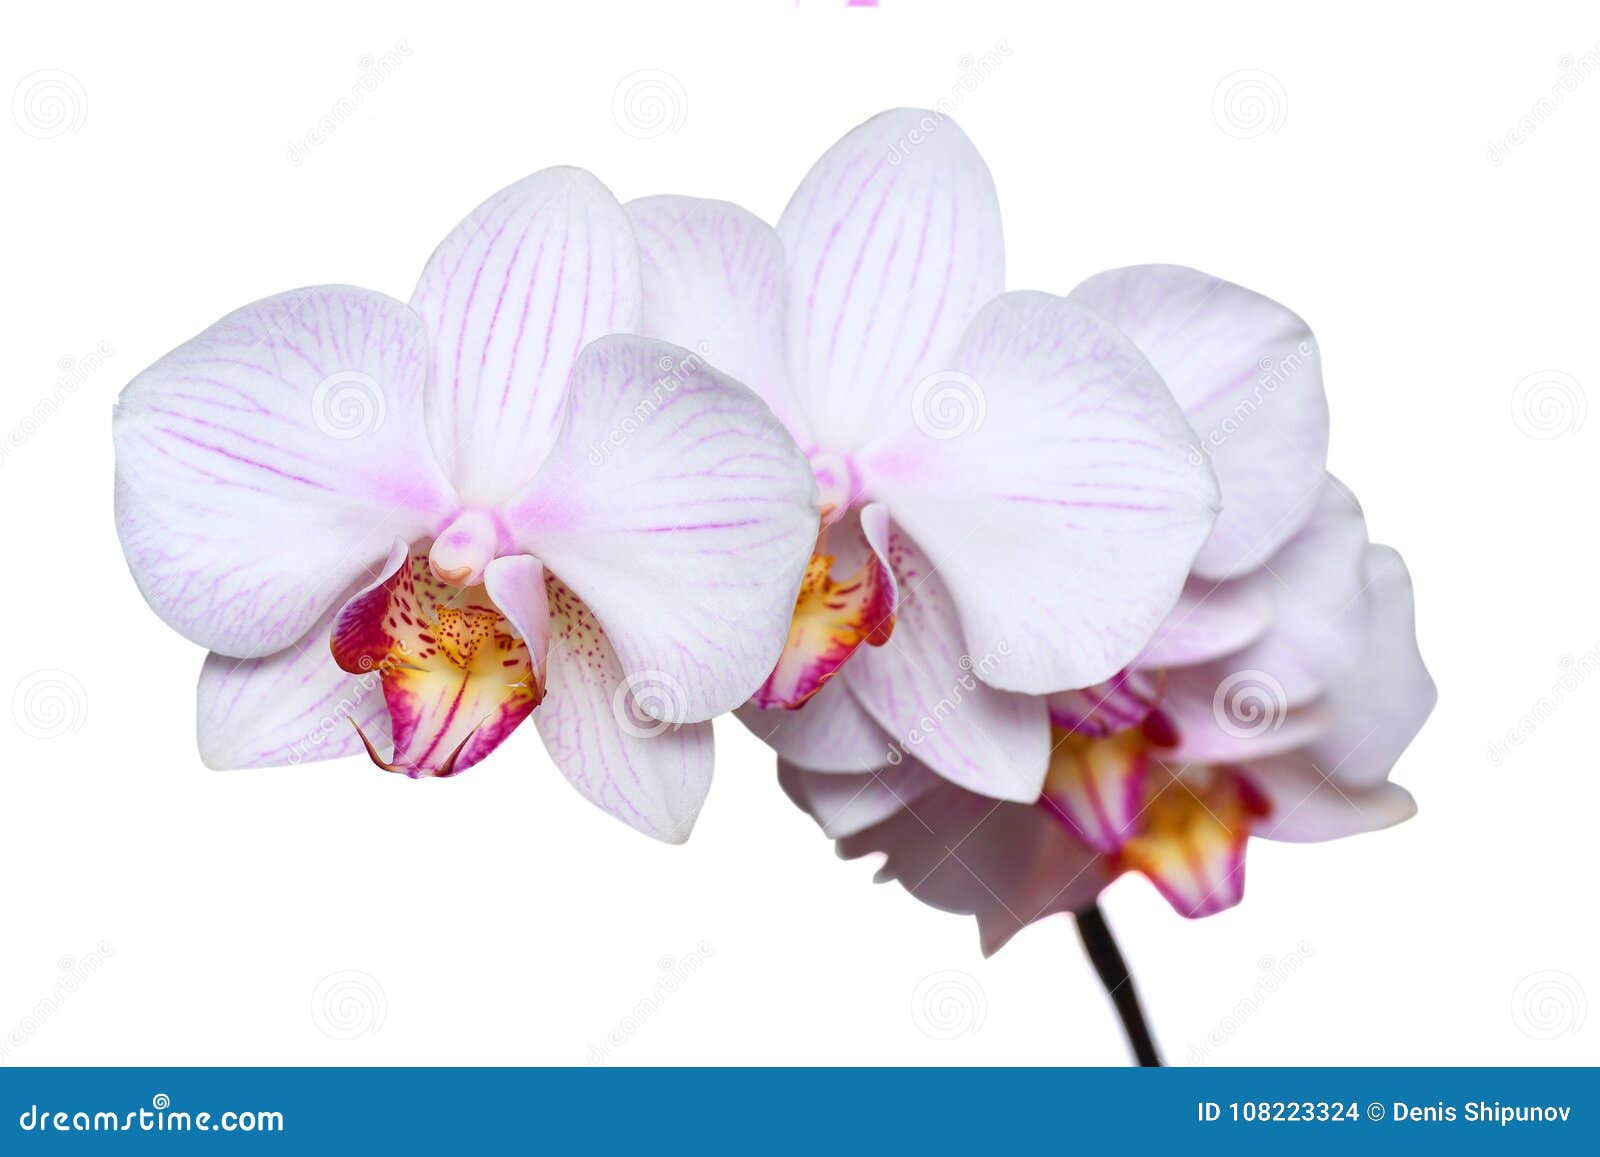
[507,334,817,722]
[535,578,713,843]
[196,603,391,770]
[410,167,642,504]
[862,291,1220,694]
[1134,575,1275,669]
[842,524,1050,802]
[1045,670,1161,739]
[114,286,456,658]
[1303,543,1436,788]
[737,663,897,773]
[627,195,812,446]
[751,503,896,709]
[778,108,1004,450]
[778,757,945,839]
[330,544,541,777]
[1069,264,1330,579]
[836,774,1111,957]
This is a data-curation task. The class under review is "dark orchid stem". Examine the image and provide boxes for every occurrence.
[1074,902,1163,1067]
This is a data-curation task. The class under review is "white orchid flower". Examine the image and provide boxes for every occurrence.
[114,167,817,842]
[626,109,1222,802]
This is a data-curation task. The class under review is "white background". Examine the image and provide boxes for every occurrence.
[2,0,1596,1066]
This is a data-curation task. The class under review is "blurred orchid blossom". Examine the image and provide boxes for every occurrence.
[113,167,817,842]
[627,110,1221,802]
[782,267,1436,939]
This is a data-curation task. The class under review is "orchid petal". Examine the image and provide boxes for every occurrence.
[736,676,895,774]
[330,544,541,777]
[1135,576,1274,670]
[410,167,642,504]
[1045,670,1161,739]
[1158,661,1333,764]
[114,286,456,658]
[196,604,390,770]
[864,291,1220,693]
[1304,544,1436,788]
[778,108,1004,449]
[1247,760,1418,842]
[1227,477,1371,706]
[627,195,812,445]
[1069,264,1330,579]
[536,578,713,843]
[778,758,944,839]
[508,334,817,722]
[842,524,1050,802]
[836,775,1110,957]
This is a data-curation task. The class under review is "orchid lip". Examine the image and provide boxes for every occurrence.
[331,543,547,779]
[750,510,896,710]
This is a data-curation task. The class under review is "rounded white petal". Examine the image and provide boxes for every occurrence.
[864,291,1221,694]
[508,335,818,723]
[411,167,642,504]
[114,286,456,658]
[627,195,812,446]
[1070,264,1330,579]
[778,108,1004,450]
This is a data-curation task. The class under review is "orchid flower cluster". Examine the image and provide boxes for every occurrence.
[115,110,1432,939]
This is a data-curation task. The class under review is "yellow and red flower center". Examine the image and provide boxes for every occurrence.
[331,548,543,778]
[1040,703,1272,918]
[751,520,896,710]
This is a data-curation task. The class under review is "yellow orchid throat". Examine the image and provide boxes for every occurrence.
[332,548,544,778]
[751,520,896,710]
[1041,709,1271,919]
